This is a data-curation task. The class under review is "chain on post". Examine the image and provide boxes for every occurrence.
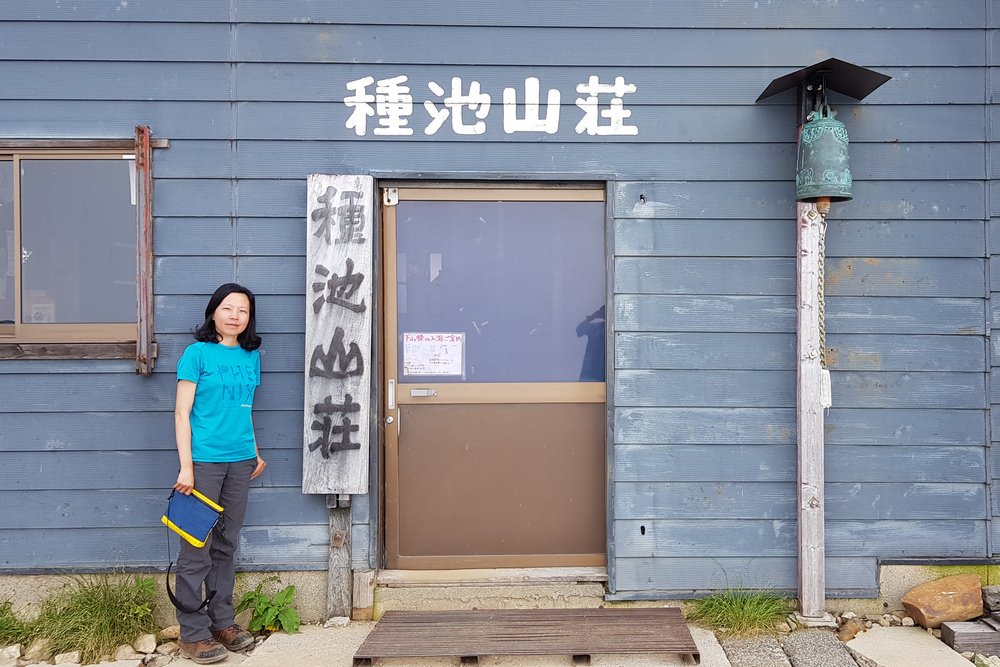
[817,213,828,369]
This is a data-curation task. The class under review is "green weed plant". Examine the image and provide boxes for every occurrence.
[31,574,158,663]
[0,600,33,646]
[235,576,301,634]
[688,589,791,636]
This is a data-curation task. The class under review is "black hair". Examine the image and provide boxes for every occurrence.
[192,283,262,351]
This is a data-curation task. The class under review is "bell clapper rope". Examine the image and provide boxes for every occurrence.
[816,206,832,410]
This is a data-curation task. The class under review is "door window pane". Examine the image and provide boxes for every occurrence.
[20,159,136,324]
[0,161,12,326]
[396,198,605,383]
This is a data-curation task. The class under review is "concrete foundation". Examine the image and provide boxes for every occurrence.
[0,571,328,626]
[829,564,1000,617]
[373,583,609,619]
[2,563,994,627]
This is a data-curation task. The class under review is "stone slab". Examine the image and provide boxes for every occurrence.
[720,635,792,667]
[780,629,857,667]
[942,620,1000,654]
[846,626,971,667]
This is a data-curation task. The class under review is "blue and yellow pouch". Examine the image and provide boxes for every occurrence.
[162,489,224,548]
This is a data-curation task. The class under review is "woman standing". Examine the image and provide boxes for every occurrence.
[173,283,267,664]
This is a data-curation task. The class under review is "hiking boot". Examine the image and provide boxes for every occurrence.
[178,638,229,664]
[212,623,255,651]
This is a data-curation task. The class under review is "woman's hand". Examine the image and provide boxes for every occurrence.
[174,468,194,495]
[251,454,267,480]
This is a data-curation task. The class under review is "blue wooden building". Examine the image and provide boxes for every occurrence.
[0,1,996,609]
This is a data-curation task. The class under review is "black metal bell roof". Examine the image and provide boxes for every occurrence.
[756,58,891,103]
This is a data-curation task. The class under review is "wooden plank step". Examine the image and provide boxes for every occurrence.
[354,608,700,665]
[942,620,1000,654]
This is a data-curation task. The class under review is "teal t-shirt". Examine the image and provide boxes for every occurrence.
[177,341,260,462]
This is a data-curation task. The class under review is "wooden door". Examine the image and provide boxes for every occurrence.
[383,185,608,569]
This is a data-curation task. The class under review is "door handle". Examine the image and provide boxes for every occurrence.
[387,379,399,436]
[409,388,438,397]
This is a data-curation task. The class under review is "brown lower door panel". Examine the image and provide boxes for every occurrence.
[392,402,606,569]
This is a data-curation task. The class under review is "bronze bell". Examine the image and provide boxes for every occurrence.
[796,104,852,210]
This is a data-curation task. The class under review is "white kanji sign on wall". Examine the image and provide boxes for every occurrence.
[344,75,638,137]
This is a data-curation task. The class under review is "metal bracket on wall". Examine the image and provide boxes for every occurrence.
[383,188,398,206]
[327,493,352,509]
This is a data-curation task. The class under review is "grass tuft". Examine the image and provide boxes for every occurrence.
[31,574,158,663]
[0,600,33,646]
[687,589,792,636]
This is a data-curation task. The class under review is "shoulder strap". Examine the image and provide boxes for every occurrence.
[165,561,215,614]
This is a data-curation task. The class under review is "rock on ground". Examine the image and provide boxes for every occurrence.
[134,633,157,654]
[720,635,792,667]
[837,618,866,642]
[901,574,983,629]
[140,654,173,667]
[114,643,143,660]
[155,641,179,655]
[983,586,1000,613]
[54,650,81,664]
[780,629,856,667]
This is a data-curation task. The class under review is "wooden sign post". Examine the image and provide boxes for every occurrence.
[303,174,374,495]
[304,174,374,619]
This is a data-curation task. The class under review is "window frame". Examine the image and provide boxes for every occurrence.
[0,133,163,367]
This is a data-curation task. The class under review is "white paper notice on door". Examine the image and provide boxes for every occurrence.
[402,332,465,376]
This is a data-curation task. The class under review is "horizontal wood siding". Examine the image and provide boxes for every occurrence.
[0,3,312,572]
[234,64,986,105]
[603,1,990,595]
[0,1,990,593]
[612,557,877,598]
[990,4,1000,557]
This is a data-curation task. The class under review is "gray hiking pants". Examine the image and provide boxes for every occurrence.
[174,459,256,642]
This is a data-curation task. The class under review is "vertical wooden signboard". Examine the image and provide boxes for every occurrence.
[303,174,373,495]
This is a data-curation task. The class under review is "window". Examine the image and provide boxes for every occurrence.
[392,191,606,383]
[1,153,135,337]
[0,131,158,367]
